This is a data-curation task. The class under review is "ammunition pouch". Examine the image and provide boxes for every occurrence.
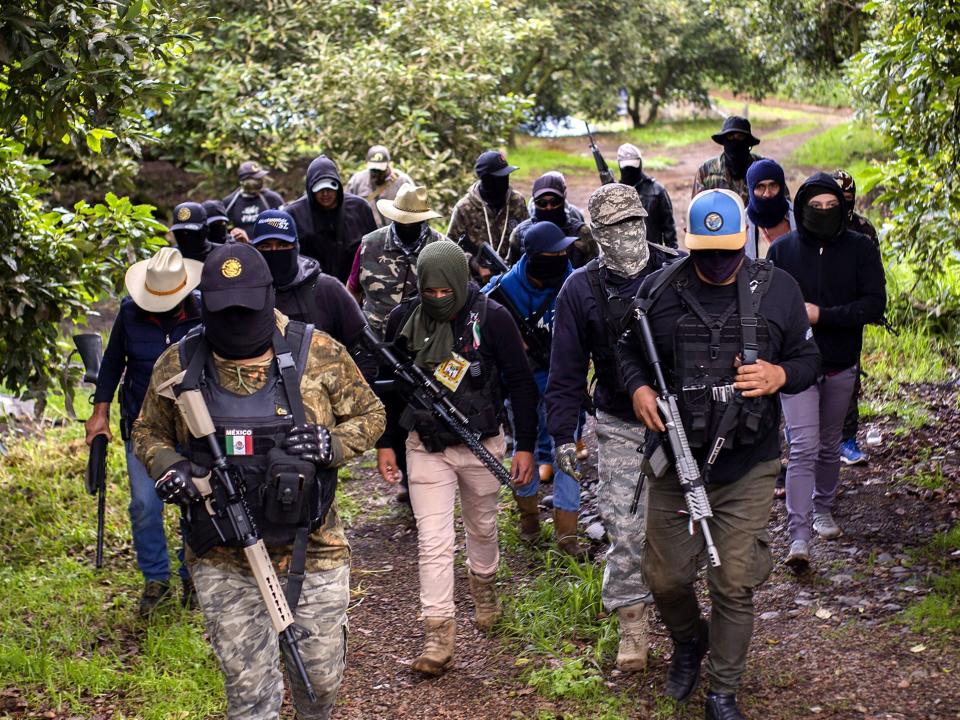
[263,448,318,528]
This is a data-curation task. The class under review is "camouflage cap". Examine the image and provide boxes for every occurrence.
[588,183,647,226]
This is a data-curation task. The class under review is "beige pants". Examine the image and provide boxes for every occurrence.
[406,430,505,618]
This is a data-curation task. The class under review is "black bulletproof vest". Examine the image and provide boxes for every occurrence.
[585,259,637,393]
[397,293,503,451]
[177,321,323,555]
[672,261,778,449]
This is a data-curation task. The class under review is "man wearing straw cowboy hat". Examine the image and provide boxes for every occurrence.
[84,247,203,616]
[351,183,445,504]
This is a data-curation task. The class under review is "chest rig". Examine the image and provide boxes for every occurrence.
[397,293,503,452]
[672,260,777,452]
[177,321,335,556]
[585,259,637,393]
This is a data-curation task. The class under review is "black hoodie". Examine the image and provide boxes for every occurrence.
[767,172,886,371]
[284,155,377,283]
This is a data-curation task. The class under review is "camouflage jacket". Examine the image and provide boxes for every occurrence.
[447,182,528,275]
[345,168,415,228]
[358,224,444,333]
[132,310,386,572]
[691,153,763,206]
[849,211,878,246]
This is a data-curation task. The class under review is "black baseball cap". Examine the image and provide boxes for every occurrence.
[202,199,228,224]
[532,172,567,199]
[238,160,269,181]
[170,202,207,232]
[475,150,518,178]
[200,243,273,311]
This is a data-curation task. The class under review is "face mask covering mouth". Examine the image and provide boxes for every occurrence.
[208,222,229,244]
[526,253,569,288]
[619,165,642,186]
[478,174,509,209]
[394,221,425,247]
[691,248,746,285]
[596,219,649,279]
[723,139,753,180]
[802,204,844,242]
[201,292,276,360]
[174,229,208,261]
[260,248,299,286]
[241,178,263,195]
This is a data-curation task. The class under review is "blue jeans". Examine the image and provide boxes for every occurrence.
[126,441,187,582]
[514,397,581,512]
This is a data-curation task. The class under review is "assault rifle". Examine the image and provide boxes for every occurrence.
[75,333,108,569]
[455,233,510,278]
[363,327,513,488]
[585,122,615,186]
[157,372,317,702]
[630,307,721,567]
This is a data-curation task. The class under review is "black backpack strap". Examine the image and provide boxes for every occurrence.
[273,321,313,427]
[738,259,773,364]
[634,255,690,312]
[178,326,210,392]
[675,269,739,362]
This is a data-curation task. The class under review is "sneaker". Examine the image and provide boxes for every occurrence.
[786,540,810,571]
[840,438,868,466]
[813,512,843,540]
[139,579,172,617]
[575,439,589,461]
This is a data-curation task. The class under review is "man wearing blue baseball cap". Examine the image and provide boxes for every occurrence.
[617,189,820,719]
[481,222,585,558]
[251,209,375,382]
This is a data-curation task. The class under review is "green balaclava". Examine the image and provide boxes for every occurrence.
[399,240,470,368]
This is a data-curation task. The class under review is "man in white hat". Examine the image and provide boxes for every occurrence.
[345,145,415,228]
[84,246,203,616]
[351,183,444,504]
[617,143,678,248]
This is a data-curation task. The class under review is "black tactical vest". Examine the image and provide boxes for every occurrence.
[396,292,503,451]
[585,259,636,394]
[671,260,778,449]
[177,321,333,556]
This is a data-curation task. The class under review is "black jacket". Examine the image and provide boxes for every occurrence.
[618,259,820,484]
[631,174,677,248]
[545,247,674,445]
[767,172,886,372]
[284,156,377,283]
[274,254,376,382]
[222,187,285,235]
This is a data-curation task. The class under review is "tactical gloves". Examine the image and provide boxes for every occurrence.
[555,442,582,481]
[282,424,337,468]
[155,460,208,505]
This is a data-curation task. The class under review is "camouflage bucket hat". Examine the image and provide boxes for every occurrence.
[588,183,648,226]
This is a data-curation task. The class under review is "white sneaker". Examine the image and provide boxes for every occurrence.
[786,539,810,570]
[813,512,843,540]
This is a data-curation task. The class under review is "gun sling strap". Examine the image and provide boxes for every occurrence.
[180,323,316,613]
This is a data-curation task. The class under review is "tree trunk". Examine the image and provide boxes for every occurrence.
[628,92,642,128]
[645,98,660,126]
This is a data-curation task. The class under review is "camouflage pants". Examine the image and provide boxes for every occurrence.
[190,559,350,720]
[595,410,653,612]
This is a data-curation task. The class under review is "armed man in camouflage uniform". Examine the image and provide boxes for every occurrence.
[546,183,680,672]
[447,150,528,281]
[133,243,385,720]
[692,117,763,206]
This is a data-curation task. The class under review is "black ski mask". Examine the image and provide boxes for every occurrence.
[394,221,425,248]
[691,248,746,285]
[208,221,229,244]
[802,205,844,242]
[174,229,209,262]
[201,287,276,360]
[527,253,569,288]
[478,174,510,209]
[260,248,299,287]
[723,139,753,180]
[619,165,642,187]
[533,194,566,227]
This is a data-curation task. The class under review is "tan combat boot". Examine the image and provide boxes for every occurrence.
[411,617,455,676]
[467,569,502,632]
[553,509,588,561]
[615,603,650,671]
[514,493,541,544]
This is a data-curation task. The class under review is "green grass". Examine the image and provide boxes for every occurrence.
[903,525,960,635]
[0,417,225,717]
[860,321,953,396]
[623,117,733,150]
[508,138,672,182]
[789,121,887,186]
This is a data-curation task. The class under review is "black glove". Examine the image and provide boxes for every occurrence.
[155,460,205,505]
[281,424,334,467]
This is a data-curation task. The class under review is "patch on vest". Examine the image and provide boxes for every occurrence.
[225,429,254,455]
[434,352,470,392]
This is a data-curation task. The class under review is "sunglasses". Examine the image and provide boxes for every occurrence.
[534,196,563,210]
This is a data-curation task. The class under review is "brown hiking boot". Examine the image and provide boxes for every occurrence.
[467,569,502,632]
[576,438,589,461]
[514,493,541,544]
[138,579,172,618]
[553,509,588,561]
[616,603,650,671]
[411,617,455,676]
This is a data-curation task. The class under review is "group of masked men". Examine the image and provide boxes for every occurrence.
[84,114,885,720]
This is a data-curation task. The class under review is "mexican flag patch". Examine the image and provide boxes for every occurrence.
[225,429,253,456]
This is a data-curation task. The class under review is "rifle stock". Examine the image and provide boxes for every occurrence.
[363,327,514,488]
[156,372,318,702]
[86,433,108,568]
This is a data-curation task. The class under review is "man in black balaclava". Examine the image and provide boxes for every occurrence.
[251,209,376,382]
[692,116,763,206]
[508,172,597,268]
[616,143,677,248]
[170,201,215,262]
[202,200,230,245]
[447,150,528,281]
[222,160,285,241]
[284,155,377,283]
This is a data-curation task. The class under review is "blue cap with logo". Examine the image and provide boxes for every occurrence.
[685,189,747,250]
[251,209,299,246]
[523,220,576,255]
